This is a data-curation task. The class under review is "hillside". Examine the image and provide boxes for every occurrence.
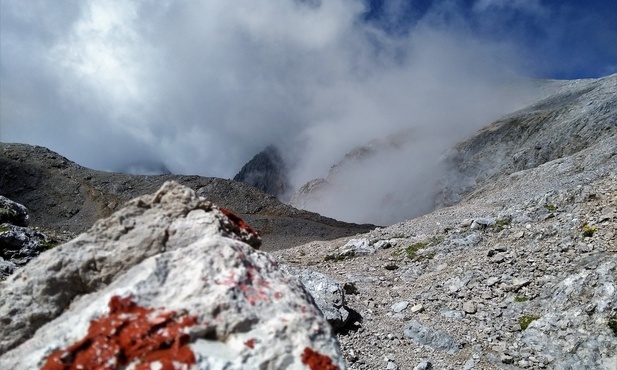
[288,74,616,227]
[0,143,374,251]
[272,74,617,369]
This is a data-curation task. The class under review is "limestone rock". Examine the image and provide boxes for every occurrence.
[0,181,344,369]
[0,196,29,226]
[0,224,50,277]
[0,196,52,280]
[391,301,410,313]
[283,266,352,331]
[403,320,460,354]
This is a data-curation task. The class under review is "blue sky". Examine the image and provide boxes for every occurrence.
[1,0,616,181]
[362,0,617,78]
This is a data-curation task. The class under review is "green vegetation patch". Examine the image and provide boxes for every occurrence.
[494,218,511,233]
[323,250,354,262]
[405,241,429,260]
[519,315,540,330]
[40,241,58,250]
[514,296,529,303]
[582,225,596,238]
[545,204,557,212]
[0,225,10,233]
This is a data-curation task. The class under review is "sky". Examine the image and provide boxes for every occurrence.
[1,0,616,223]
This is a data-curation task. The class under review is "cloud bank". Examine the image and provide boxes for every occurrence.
[2,0,608,223]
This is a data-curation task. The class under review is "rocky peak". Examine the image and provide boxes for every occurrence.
[233,145,290,199]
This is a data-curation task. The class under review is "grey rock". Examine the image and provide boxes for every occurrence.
[501,354,514,364]
[373,240,393,250]
[0,258,17,278]
[281,267,352,331]
[0,143,374,252]
[0,223,50,273]
[413,361,433,370]
[441,310,465,319]
[386,361,399,370]
[404,320,460,354]
[0,182,345,369]
[510,277,532,292]
[463,301,477,314]
[0,196,29,227]
[471,218,496,229]
[344,238,375,256]
[391,301,410,313]
[486,277,500,287]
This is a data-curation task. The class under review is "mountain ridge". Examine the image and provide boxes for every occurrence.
[0,143,374,251]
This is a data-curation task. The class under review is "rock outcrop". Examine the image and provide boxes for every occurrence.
[0,196,29,227]
[0,182,345,369]
[0,196,52,280]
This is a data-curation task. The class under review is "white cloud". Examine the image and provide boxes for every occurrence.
[1,0,535,223]
[472,0,549,16]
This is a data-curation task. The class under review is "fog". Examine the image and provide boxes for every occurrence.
[1,0,556,224]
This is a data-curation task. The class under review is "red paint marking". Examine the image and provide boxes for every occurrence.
[219,208,261,249]
[244,338,255,349]
[41,296,197,370]
[301,347,340,370]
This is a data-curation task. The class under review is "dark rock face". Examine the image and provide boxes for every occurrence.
[0,196,29,226]
[0,143,374,251]
[0,196,51,280]
[233,145,289,199]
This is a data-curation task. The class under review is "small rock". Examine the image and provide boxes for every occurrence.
[343,282,359,295]
[501,354,514,364]
[463,301,477,314]
[387,361,399,370]
[404,320,460,354]
[391,301,410,313]
[509,278,531,292]
[486,277,500,287]
[374,240,393,250]
[413,361,433,370]
[471,218,496,229]
[410,304,425,313]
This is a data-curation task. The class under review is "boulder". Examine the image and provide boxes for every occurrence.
[0,195,29,227]
[0,223,51,279]
[0,196,51,280]
[0,181,345,369]
[282,266,353,331]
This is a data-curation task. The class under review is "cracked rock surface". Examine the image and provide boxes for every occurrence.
[0,182,344,369]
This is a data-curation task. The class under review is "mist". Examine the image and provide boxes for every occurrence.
[2,0,552,224]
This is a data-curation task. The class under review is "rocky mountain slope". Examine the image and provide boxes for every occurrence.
[437,73,617,207]
[0,143,374,251]
[289,74,616,227]
[272,74,617,369]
